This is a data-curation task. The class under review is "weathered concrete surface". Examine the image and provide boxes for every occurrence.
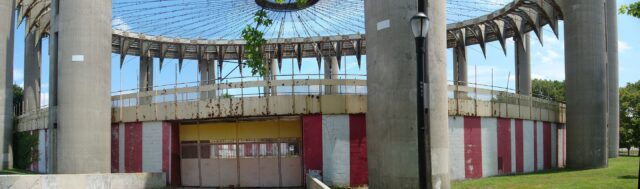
[428,0,451,188]
[54,0,112,173]
[453,35,467,86]
[561,0,608,169]
[0,0,15,169]
[140,55,154,104]
[365,0,449,188]
[48,0,60,174]
[0,173,165,189]
[606,0,619,158]
[307,175,331,189]
[24,31,42,113]
[515,33,531,96]
[324,56,339,94]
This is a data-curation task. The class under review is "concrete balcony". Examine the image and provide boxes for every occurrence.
[16,78,565,131]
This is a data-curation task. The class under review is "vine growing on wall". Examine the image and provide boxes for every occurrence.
[241,0,307,76]
[12,132,38,170]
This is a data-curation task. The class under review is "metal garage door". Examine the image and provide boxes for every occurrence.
[180,118,303,188]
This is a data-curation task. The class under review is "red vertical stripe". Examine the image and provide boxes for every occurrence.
[497,118,512,174]
[171,122,181,186]
[125,122,143,172]
[544,122,551,169]
[303,114,323,177]
[464,116,482,179]
[162,122,171,184]
[349,114,368,186]
[515,119,524,173]
[111,123,120,173]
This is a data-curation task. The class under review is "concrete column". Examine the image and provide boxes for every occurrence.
[271,58,278,96]
[24,31,42,113]
[562,0,608,169]
[515,33,531,96]
[0,0,16,169]
[48,0,60,173]
[453,42,467,86]
[323,56,339,94]
[427,0,450,187]
[365,0,449,187]
[54,0,112,173]
[139,55,153,104]
[208,60,216,98]
[198,59,209,99]
[606,0,619,158]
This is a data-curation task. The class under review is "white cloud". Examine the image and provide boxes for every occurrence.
[13,69,23,84]
[40,93,49,108]
[112,17,131,31]
[619,40,631,53]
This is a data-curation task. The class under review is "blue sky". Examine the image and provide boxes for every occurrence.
[11,0,640,107]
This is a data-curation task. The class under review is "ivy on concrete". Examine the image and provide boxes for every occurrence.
[12,132,38,170]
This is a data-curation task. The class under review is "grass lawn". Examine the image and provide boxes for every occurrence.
[0,169,35,175]
[453,157,639,189]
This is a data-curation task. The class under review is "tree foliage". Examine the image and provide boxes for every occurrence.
[620,81,640,154]
[532,79,565,102]
[241,10,273,76]
[13,84,23,115]
[619,1,640,18]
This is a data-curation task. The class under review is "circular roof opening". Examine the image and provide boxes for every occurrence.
[255,0,320,12]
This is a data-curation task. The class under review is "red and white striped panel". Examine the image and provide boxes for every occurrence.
[449,116,565,180]
[111,121,181,185]
[302,114,368,187]
[29,129,48,173]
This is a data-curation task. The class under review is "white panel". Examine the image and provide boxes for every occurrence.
[119,123,125,173]
[536,121,544,170]
[510,119,516,173]
[38,130,46,173]
[448,116,465,180]
[522,120,535,173]
[481,118,498,177]
[142,122,163,172]
[551,123,557,168]
[322,115,350,186]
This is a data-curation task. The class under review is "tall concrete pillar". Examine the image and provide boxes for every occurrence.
[139,55,153,104]
[54,0,112,173]
[0,0,16,169]
[606,0,620,158]
[24,31,42,113]
[562,0,608,169]
[271,59,278,95]
[427,0,450,187]
[48,0,60,173]
[323,56,339,94]
[198,58,209,99]
[453,41,467,86]
[208,60,216,98]
[515,33,531,96]
[365,0,449,187]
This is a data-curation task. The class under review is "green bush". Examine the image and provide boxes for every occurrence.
[12,131,38,170]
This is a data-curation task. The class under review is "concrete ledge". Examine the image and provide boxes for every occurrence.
[307,175,331,189]
[0,173,165,189]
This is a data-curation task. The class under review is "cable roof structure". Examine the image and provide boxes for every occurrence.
[110,0,512,40]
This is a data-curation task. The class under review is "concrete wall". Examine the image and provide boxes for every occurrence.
[0,173,165,189]
[447,116,564,180]
[303,114,368,188]
[110,121,181,185]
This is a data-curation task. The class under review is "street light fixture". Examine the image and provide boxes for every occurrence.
[411,11,431,189]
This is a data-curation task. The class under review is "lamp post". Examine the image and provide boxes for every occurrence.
[411,12,431,189]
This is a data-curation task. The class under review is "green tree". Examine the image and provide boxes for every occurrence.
[620,81,640,156]
[619,1,640,18]
[532,79,565,102]
[13,84,23,115]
